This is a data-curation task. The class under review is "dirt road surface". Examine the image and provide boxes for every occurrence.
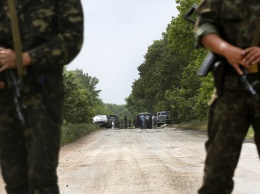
[0,128,260,194]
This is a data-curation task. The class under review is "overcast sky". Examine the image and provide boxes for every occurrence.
[67,0,179,105]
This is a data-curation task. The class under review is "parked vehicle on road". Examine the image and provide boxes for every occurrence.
[92,115,112,128]
[156,111,170,127]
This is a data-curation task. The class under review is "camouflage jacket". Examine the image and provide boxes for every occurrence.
[195,0,260,48]
[0,0,84,123]
[0,0,84,72]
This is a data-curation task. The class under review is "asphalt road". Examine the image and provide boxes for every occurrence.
[0,128,260,194]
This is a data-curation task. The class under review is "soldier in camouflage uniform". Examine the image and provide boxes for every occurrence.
[195,0,260,193]
[0,0,83,193]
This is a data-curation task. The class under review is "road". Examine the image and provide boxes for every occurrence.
[0,128,260,194]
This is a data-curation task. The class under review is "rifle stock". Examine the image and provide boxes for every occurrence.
[197,52,217,77]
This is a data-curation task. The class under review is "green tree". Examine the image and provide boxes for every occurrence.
[127,0,215,122]
[63,69,102,123]
[73,69,101,104]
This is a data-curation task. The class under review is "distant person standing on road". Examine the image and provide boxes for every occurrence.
[195,0,260,193]
[128,118,131,129]
[135,115,140,128]
[152,115,156,128]
[112,120,115,129]
[140,114,145,129]
[124,115,127,129]
[145,115,150,129]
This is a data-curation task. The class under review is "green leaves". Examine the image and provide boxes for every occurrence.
[126,0,214,122]
[63,69,100,123]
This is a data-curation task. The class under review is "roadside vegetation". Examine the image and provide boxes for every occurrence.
[61,69,134,145]
[170,120,254,140]
[61,123,100,146]
[171,120,207,132]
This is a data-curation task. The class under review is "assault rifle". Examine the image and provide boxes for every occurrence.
[184,3,259,99]
[5,71,25,126]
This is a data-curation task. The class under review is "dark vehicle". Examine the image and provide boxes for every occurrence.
[92,115,112,128]
[156,111,170,126]
[109,114,119,128]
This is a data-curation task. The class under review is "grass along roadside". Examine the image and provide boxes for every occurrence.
[170,120,207,132]
[61,123,100,146]
[170,120,254,139]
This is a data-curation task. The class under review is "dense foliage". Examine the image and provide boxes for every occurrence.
[63,69,132,124]
[126,0,214,122]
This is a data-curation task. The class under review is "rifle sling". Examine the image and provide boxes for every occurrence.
[8,0,26,78]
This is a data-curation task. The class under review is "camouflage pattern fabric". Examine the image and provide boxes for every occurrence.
[195,0,260,49]
[195,0,260,193]
[199,74,260,194]
[0,0,83,193]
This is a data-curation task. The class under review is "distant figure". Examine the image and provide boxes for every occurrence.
[145,115,150,129]
[152,115,156,128]
[112,120,115,129]
[140,115,145,129]
[136,116,140,128]
[124,115,127,129]
[120,119,123,129]
[128,119,131,129]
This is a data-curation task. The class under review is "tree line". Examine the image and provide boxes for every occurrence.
[125,0,214,123]
[63,69,133,124]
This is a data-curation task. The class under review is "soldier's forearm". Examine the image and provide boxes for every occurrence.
[201,34,231,57]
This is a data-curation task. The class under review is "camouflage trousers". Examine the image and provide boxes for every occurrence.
[0,87,62,194]
[198,78,260,193]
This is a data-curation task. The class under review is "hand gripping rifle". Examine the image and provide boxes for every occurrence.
[5,0,27,126]
[184,3,259,99]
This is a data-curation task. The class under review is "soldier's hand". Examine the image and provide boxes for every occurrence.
[242,46,260,65]
[222,45,249,75]
[200,34,249,75]
[0,48,16,73]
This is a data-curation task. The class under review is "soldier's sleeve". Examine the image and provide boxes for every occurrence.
[28,0,84,70]
[194,0,222,47]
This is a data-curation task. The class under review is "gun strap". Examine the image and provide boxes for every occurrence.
[7,0,26,78]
